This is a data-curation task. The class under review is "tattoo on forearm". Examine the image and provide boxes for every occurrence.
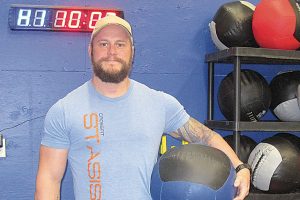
[172,117,216,145]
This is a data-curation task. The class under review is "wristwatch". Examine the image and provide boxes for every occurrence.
[235,163,252,174]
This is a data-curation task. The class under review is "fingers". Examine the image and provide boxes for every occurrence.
[233,177,242,200]
[234,177,241,187]
[233,172,250,200]
[233,185,248,200]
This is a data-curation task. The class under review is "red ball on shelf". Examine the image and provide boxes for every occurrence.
[252,0,300,50]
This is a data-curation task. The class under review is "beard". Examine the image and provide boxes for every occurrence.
[91,51,132,84]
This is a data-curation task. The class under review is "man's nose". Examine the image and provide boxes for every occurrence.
[108,44,117,56]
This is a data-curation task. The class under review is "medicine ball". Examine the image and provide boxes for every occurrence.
[151,144,236,200]
[209,1,258,50]
[252,0,300,50]
[248,136,300,193]
[218,69,271,121]
[224,134,257,163]
[270,71,300,121]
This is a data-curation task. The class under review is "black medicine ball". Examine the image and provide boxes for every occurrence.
[209,1,258,50]
[218,69,271,121]
[269,71,300,121]
[248,136,300,193]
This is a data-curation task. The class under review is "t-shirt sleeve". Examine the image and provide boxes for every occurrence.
[162,92,190,134]
[41,100,70,149]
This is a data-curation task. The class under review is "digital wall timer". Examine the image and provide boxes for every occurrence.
[8,4,124,32]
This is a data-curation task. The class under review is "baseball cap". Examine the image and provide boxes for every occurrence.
[91,15,132,41]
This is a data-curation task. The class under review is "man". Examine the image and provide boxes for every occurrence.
[35,15,250,200]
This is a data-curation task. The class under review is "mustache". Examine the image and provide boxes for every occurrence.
[97,57,125,63]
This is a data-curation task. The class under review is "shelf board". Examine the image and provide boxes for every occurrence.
[205,120,300,132]
[205,47,300,64]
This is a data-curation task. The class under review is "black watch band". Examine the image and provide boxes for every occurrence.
[235,163,252,174]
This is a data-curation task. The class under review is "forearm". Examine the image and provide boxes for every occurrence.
[35,175,61,200]
[172,117,243,168]
[208,133,243,168]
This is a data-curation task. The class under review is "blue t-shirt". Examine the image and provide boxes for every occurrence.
[41,79,190,200]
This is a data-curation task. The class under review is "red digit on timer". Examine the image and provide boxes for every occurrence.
[54,11,67,27]
[69,11,82,28]
[89,12,102,29]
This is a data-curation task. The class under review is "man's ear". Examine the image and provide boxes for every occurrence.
[88,44,92,58]
[131,45,135,60]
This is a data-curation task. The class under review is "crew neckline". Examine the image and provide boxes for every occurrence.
[88,79,134,102]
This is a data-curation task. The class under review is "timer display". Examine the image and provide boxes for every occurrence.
[8,4,124,32]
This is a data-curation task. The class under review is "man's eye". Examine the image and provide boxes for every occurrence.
[99,42,108,47]
[116,43,125,48]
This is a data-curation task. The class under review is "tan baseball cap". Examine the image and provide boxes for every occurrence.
[91,15,132,41]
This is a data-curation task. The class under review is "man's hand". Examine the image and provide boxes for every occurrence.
[233,168,251,200]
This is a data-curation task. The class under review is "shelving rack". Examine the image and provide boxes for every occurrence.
[204,47,300,156]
